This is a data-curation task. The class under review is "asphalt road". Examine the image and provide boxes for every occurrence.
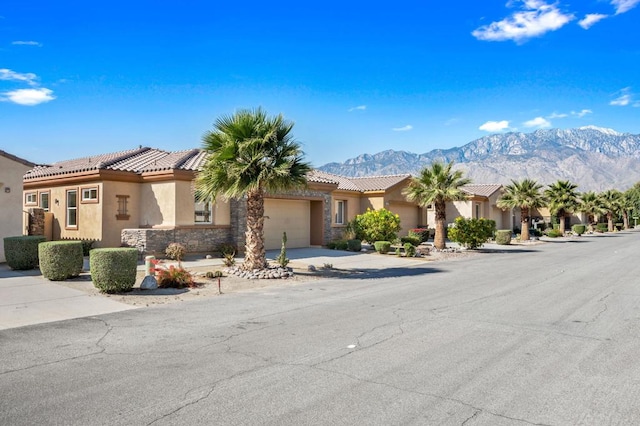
[2,232,640,425]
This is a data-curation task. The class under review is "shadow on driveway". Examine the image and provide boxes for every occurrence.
[296,265,445,280]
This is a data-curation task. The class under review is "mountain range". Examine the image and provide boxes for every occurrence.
[318,126,640,192]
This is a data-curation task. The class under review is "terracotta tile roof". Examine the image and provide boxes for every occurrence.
[0,149,36,167]
[24,147,208,180]
[461,184,503,198]
[307,170,359,190]
[350,174,412,191]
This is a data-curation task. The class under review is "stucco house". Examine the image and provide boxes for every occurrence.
[1,150,35,262]
[425,184,510,230]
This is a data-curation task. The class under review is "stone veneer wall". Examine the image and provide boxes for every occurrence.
[28,208,45,236]
[121,226,234,256]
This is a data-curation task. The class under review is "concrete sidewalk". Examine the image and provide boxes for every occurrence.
[0,265,136,330]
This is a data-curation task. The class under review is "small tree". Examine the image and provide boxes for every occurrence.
[447,217,496,249]
[350,208,401,243]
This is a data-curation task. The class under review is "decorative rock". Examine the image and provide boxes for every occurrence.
[224,265,294,280]
[307,265,317,272]
[205,254,213,259]
[140,275,158,290]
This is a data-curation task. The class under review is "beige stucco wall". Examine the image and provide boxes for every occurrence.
[175,180,194,226]
[1,156,32,262]
[101,181,140,247]
[141,181,175,226]
[388,202,419,235]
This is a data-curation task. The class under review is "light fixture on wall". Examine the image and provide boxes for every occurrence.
[55,198,59,205]
[4,187,9,193]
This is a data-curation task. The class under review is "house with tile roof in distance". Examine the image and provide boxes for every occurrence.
[309,171,425,238]
[1,150,36,262]
[424,184,510,230]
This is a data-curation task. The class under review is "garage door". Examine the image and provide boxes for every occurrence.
[264,199,310,250]
[389,203,419,235]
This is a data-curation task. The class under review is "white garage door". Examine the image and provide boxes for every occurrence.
[264,199,310,250]
[389,203,419,235]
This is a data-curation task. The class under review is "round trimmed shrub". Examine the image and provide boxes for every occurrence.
[4,236,46,270]
[90,248,138,293]
[374,241,391,254]
[39,241,83,281]
[572,224,586,235]
[400,236,421,247]
[495,230,512,245]
[347,239,362,252]
[404,242,416,257]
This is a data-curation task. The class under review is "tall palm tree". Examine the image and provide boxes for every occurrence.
[620,190,635,230]
[196,108,312,270]
[544,180,580,235]
[578,191,604,232]
[403,161,471,250]
[496,179,545,241]
[600,189,622,232]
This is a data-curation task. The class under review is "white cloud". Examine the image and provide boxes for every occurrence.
[479,120,511,132]
[610,88,633,106]
[611,95,631,106]
[1,88,55,106]
[392,125,413,132]
[0,68,38,85]
[12,40,42,47]
[611,0,640,14]
[571,109,592,117]
[548,112,568,119]
[472,0,574,43]
[578,14,608,29]
[523,116,552,128]
[348,105,366,112]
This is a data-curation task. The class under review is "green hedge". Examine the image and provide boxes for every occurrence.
[596,223,608,233]
[408,228,430,243]
[400,235,421,247]
[546,229,562,238]
[404,243,416,257]
[572,224,586,235]
[4,236,46,270]
[347,239,362,252]
[90,248,138,293]
[38,241,84,281]
[374,241,392,254]
[495,230,512,245]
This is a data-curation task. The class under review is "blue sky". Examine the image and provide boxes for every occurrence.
[1,0,639,167]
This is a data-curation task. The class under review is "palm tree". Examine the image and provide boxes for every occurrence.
[403,161,471,250]
[544,180,580,235]
[196,108,312,270]
[600,189,622,232]
[620,190,635,230]
[578,191,604,232]
[496,179,545,241]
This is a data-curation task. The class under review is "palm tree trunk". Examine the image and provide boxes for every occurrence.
[243,189,267,270]
[519,207,530,241]
[623,211,630,230]
[558,211,566,235]
[434,200,446,250]
[607,213,614,232]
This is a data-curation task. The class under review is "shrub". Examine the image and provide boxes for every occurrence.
[395,247,401,256]
[155,264,195,288]
[374,241,391,254]
[408,228,430,243]
[596,223,608,233]
[222,251,236,267]
[546,229,562,238]
[447,217,496,250]
[404,243,416,257]
[4,236,46,270]
[350,208,401,243]
[400,235,421,247]
[347,239,362,252]
[217,243,236,256]
[572,224,586,235]
[90,248,138,293]
[165,242,186,261]
[495,230,512,245]
[38,241,83,281]
[276,232,289,268]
